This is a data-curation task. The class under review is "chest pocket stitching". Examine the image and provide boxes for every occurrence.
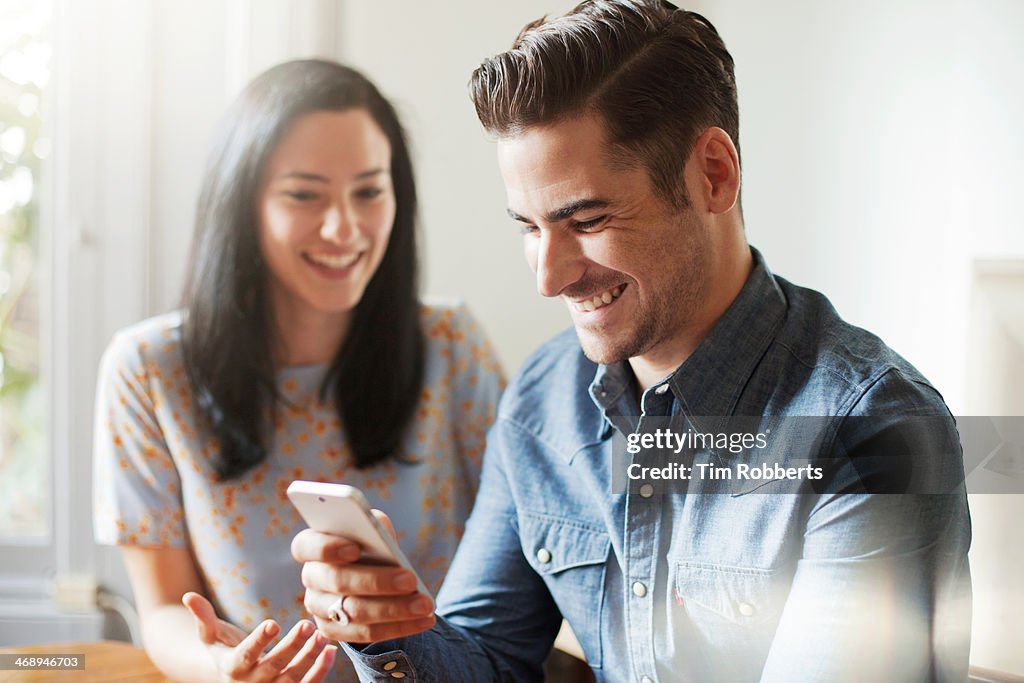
[673,561,787,626]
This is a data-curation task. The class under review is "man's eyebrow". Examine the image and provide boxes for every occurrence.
[274,168,386,182]
[506,198,611,224]
[507,208,530,223]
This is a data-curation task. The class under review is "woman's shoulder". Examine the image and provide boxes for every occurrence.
[418,297,491,348]
[102,310,185,373]
[418,297,504,378]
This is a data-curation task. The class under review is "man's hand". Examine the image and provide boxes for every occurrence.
[291,510,436,644]
[182,592,337,682]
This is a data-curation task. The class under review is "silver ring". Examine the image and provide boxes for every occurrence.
[327,596,350,625]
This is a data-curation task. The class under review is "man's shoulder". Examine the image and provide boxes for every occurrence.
[496,327,602,438]
[771,277,945,414]
[511,326,590,387]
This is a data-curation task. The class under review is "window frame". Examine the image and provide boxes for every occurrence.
[0,0,154,595]
[0,0,345,627]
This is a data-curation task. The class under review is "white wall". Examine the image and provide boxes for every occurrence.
[709,0,1021,415]
[967,263,1024,674]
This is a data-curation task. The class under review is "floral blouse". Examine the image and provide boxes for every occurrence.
[93,301,504,680]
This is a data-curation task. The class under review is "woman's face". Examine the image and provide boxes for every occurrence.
[257,108,396,332]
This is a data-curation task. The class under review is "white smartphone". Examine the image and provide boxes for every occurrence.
[286,480,431,598]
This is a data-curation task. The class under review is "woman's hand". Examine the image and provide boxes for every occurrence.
[182,592,337,682]
[291,510,436,644]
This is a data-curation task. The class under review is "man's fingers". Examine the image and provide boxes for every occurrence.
[304,588,433,625]
[301,561,419,596]
[370,509,397,541]
[313,613,436,645]
[291,528,361,564]
[298,643,338,683]
[255,620,319,676]
[225,620,280,678]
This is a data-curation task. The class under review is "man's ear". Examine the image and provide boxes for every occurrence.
[690,127,741,214]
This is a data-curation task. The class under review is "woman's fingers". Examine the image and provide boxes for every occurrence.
[225,620,281,679]
[182,592,219,645]
[182,591,247,647]
[300,561,419,597]
[297,643,338,683]
[255,620,320,677]
[273,626,330,682]
[291,528,361,564]
[182,591,329,681]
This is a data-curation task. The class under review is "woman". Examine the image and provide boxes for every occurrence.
[93,60,504,682]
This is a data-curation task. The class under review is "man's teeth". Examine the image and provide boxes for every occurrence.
[307,252,359,269]
[574,284,624,312]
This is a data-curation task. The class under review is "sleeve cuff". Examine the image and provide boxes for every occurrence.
[339,641,416,681]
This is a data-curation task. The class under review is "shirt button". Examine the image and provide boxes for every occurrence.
[641,676,655,683]
[654,383,669,394]
[738,601,756,617]
[632,581,647,598]
[390,673,406,680]
[639,483,654,498]
[383,661,398,671]
[536,548,552,564]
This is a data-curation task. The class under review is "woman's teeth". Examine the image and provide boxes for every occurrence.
[573,284,625,312]
[306,252,359,269]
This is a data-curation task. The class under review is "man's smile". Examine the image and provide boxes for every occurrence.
[569,283,627,313]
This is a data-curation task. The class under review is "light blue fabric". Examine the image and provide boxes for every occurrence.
[344,249,971,682]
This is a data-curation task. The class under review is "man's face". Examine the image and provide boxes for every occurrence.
[497,115,713,366]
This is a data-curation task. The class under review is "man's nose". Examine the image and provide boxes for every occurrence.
[532,229,585,298]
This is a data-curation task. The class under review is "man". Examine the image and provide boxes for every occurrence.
[292,1,971,680]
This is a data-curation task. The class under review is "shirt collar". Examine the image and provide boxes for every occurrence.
[588,247,786,438]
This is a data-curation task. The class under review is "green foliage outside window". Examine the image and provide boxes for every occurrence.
[0,1,50,539]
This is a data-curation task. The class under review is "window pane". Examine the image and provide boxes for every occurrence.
[0,0,50,540]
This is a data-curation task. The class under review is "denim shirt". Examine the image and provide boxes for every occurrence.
[344,249,971,682]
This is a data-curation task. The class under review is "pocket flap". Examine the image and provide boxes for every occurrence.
[518,512,610,575]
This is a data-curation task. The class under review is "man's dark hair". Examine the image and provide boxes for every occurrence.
[181,59,423,480]
[470,0,739,208]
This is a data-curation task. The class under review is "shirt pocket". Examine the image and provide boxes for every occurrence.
[673,561,789,675]
[516,511,610,669]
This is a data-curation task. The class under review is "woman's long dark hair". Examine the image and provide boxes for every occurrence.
[181,60,423,481]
